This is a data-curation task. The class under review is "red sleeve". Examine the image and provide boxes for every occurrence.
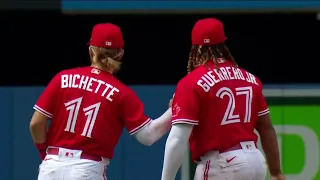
[172,79,200,125]
[121,90,151,135]
[256,79,269,116]
[33,73,61,118]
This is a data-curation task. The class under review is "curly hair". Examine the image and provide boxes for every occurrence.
[90,46,123,73]
[187,43,237,73]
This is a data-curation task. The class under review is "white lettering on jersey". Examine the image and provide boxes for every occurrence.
[61,74,120,102]
[197,67,257,92]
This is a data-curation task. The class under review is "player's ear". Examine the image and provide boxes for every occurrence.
[89,46,98,60]
[89,46,93,58]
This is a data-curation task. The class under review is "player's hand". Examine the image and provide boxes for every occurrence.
[271,174,286,180]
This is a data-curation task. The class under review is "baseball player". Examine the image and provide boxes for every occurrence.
[161,18,285,180]
[29,23,173,180]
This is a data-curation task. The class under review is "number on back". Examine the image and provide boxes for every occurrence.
[64,97,101,138]
[216,86,253,125]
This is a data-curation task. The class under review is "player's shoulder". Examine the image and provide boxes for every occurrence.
[239,67,263,87]
[115,84,141,104]
[177,73,196,89]
[177,67,206,90]
[110,76,133,92]
[60,66,89,74]
[53,66,87,77]
[46,67,86,84]
[99,74,135,96]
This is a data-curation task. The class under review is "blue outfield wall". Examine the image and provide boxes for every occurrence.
[0,86,178,180]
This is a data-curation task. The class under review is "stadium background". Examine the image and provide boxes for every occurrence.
[1,1,320,180]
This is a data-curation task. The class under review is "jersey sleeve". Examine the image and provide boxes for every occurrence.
[172,79,200,125]
[121,90,151,135]
[33,72,61,118]
[256,80,270,117]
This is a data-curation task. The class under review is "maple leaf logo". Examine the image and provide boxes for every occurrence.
[172,103,181,117]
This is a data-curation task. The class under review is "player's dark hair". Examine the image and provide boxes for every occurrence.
[187,42,238,73]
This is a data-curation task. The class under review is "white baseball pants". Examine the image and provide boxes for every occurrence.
[38,148,109,180]
[194,141,267,180]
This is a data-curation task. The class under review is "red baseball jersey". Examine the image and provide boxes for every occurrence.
[34,66,150,159]
[172,61,269,161]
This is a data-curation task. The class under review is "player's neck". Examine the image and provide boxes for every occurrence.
[90,64,114,74]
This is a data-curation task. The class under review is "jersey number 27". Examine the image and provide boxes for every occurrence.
[216,86,253,125]
[64,97,101,138]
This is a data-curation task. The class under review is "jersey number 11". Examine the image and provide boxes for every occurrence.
[64,97,101,138]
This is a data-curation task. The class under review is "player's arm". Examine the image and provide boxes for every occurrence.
[162,124,193,180]
[30,111,49,160]
[30,72,60,160]
[121,90,172,146]
[134,108,172,146]
[255,86,282,177]
[256,113,282,177]
[161,79,200,180]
